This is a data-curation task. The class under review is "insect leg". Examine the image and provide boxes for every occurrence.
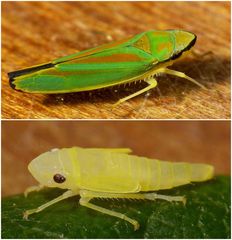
[79,190,185,229]
[79,197,139,231]
[157,68,206,89]
[80,190,146,200]
[24,184,44,197]
[112,78,157,107]
[80,190,185,204]
[144,193,186,205]
[23,190,77,219]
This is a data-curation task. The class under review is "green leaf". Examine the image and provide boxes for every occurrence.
[2,176,230,238]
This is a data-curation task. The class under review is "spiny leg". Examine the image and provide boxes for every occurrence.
[23,190,77,219]
[24,184,44,197]
[112,78,158,107]
[79,190,186,230]
[80,190,185,204]
[79,197,140,231]
[157,68,206,89]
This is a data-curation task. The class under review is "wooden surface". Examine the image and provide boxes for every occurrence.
[2,121,230,196]
[2,1,230,119]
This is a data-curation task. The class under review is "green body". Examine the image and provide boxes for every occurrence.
[8,30,196,93]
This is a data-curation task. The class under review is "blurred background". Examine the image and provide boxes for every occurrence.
[2,120,230,196]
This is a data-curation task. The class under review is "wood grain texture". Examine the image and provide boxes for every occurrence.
[2,121,230,196]
[2,1,230,119]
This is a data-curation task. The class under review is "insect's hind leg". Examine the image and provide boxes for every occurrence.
[144,193,186,205]
[112,78,157,107]
[79,190,185,230]
[157,68,206,89]
[79,197,140,230]
[81,190,186,204]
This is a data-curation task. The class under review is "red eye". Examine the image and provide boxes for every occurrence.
[53,174,66,183]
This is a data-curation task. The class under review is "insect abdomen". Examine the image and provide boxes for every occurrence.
[137,158,214,191]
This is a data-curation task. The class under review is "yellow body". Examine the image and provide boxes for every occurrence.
[29,147,214,192]
[25,147,214,230]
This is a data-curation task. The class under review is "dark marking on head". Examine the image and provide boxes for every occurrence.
[170,34,197,61]
[170,51,183,61]
[184,33,197,51]
[53,173,66,183]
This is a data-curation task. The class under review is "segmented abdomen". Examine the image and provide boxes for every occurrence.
[73,148,214,192]
[130,156,214,191]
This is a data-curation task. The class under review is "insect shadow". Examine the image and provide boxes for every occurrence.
[42,55,230,107]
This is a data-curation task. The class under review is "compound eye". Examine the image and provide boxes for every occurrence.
[53,174,66,183]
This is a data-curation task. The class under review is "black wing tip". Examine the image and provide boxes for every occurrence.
[8,62,55,90]
[8,71,17,89]
[9,79,16,89]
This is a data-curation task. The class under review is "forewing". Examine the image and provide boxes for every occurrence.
[13,31,158,93]
[14,47,155,93]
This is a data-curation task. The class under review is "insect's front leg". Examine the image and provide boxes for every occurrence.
[24,184,44,197]
[23,189,78,219]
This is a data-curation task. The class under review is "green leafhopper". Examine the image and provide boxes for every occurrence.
[8,30,205,106]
